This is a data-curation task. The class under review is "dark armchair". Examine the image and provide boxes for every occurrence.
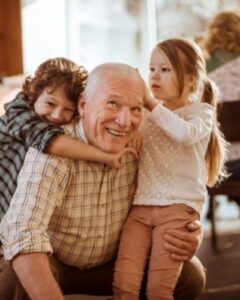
[207,101,240,250]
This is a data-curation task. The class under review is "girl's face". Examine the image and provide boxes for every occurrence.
[149,47,191,110]
[34,86,76,125]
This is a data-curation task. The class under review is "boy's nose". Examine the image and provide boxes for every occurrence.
[51,109,63,121]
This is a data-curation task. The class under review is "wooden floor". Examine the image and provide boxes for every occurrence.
[197,231,240,300]
[195,196,240,300]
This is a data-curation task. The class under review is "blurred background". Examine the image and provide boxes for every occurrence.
[0,0,239,77]
[0,1,240,299]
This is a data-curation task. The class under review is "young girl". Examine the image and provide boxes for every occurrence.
[113,38,228,300]
[0,57,134,220]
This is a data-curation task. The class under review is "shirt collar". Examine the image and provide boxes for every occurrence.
[63,117,89,144]
[76,119,89,144]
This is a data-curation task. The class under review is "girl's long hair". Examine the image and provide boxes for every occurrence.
[157,38,228,187]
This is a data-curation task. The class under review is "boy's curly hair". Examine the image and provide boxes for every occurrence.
[22,57,88,105]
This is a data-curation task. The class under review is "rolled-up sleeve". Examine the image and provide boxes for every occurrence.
[0,147,70,261]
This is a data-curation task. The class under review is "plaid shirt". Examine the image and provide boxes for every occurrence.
[0,93,63,219]
[0,120,138,268]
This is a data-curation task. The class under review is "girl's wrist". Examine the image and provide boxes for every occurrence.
[146,97,159,111]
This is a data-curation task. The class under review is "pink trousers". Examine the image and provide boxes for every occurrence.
[113,203,199,300]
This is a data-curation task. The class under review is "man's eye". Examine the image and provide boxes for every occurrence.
[107,101,118,108]
[132,107,142,113]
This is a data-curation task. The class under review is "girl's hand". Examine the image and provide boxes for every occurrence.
[144,84,159,111]
[105,147,139,168]
[127,131,143,153]
[163,220,202,261]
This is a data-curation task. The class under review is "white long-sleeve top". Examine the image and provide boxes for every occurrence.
[133,101,214,214]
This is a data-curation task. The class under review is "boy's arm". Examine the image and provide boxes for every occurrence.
[48,134,138,168]
[126,130,143,153]
[5,93,137,167]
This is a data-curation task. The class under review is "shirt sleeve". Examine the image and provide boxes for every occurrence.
[4,92,64,152]
[150,102,214,145]
[0,147,70,261]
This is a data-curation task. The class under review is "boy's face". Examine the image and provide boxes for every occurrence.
[34,86,76,125]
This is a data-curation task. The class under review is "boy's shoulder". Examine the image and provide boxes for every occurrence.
[4,92,30,111]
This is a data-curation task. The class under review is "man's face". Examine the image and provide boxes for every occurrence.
[79,75,144,153]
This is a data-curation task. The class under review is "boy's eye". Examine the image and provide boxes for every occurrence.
[46,101,55,106]
[65,107,75,112]
[149,67,155,72]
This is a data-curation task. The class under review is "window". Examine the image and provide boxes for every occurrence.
[22,0,240,78]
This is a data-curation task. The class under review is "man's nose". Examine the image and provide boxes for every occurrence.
[115,107,131,128]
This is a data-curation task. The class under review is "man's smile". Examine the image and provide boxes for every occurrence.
[107,128,128,137]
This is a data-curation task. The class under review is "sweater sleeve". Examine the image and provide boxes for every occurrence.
[4,92,64,152]
[150,102,214,145]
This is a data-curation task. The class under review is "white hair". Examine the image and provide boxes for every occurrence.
[83,62,143,101]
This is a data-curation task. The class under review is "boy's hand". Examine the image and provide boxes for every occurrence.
[163,220,202,261]
[105,147,139,168]
[127,131,143,153]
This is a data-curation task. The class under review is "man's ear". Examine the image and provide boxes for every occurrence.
[78,94,86,118]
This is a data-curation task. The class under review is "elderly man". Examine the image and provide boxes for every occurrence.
[0,63,205,300]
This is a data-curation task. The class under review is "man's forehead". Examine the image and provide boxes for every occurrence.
[106,88,144,104]
[102,75,144,92]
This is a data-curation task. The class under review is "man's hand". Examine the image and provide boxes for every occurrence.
[163,220,202,261]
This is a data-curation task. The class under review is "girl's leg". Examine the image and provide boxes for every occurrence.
[113,206,152,300]
[147,224,182,300]
[147,204,199,300]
